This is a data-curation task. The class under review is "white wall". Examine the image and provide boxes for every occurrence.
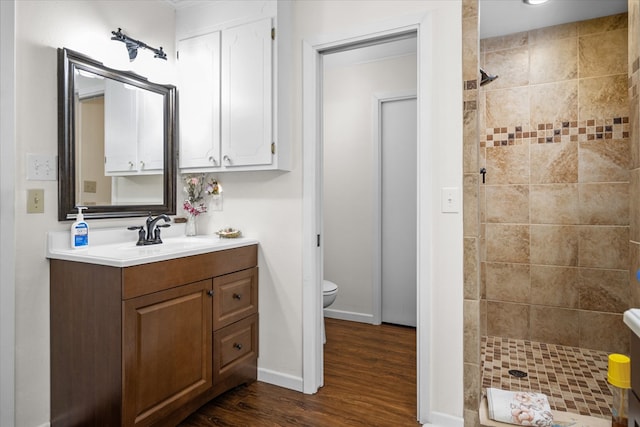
[13,2,176,425]
[323,54,417,320]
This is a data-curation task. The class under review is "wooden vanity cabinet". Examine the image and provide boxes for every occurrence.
[50,245,258,427]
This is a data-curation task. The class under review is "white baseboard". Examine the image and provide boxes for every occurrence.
[257,367,303,393]
[323,308,374,324]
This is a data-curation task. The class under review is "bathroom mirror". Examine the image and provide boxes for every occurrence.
[58,47,177,220]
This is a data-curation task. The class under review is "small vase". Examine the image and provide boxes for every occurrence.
[185,213,197,236]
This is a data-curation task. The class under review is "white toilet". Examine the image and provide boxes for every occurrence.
[322,280,338,343]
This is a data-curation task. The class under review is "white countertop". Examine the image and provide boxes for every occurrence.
[46,224,258,267]
[624,309,640,339]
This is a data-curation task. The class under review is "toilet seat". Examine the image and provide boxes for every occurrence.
[323,280,338,295]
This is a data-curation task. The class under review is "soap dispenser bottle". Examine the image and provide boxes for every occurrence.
[71,206,89,249]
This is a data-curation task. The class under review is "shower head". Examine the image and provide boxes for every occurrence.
[480,68,498,86]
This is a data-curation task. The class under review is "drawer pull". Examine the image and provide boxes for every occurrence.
[207,290,214,297]
[233,343,243,350]
[233,293,242,300]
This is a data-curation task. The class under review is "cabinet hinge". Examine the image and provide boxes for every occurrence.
[271,142,276,154]
[176,50,179,60]
[317,234,321,247]
[271,27,276,41]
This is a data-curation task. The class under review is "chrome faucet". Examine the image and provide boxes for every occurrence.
[128,213,171,246]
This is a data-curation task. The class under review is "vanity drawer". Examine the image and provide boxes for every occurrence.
[213,267,258,330]
[213,314,258,384]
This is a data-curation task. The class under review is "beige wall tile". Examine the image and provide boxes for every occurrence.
[463,17,479,81]
[578,13,628,36]
[485,145,529,185]
[579,182,629,225]
[464,299,480,364]
[464,173,479,237]
[579,225,629,269]
[531,141,578,184]
[579,29,628,78]
[529,38,578,85]
[530,225,579,266]
[530,265,579,308]
[482,31,528,53]
[487,301,530,339]
[579,268,630,312]
[486,224,530,263]
[480,299,487,336]
[462,0,478,19]
[465,409,481,427]
[485,185,529,224]
[528,22,577,45]
[486,87,530,128]
[479,183,486,224]
[579,74,629,121]
[630,1,639,70]
[464,362,481,409]
[631,169,640,242]
[464,110,479,174]
[485,262,530,304]
[631,95,640,169]
[578,311,629,353]
[530,184,579,225]
[578,140,630,183]
[530,80,578,124]
[484,46,529,90]
[464,237,479,300]
[530,306,580,346]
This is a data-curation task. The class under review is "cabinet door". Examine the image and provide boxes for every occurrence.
[221,18,273,167]
[137,89,164,172]
[178,32,221,169]
[104,79,138,174]
[123,280,213,426]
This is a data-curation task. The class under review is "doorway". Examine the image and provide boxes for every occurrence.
[321,38,417,327]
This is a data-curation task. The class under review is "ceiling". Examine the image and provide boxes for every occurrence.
[479,0,628,39]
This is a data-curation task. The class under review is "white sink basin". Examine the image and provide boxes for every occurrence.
[623,309,640,338]
[46,226,257,267]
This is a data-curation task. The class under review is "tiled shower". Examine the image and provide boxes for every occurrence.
[462,1,640,425]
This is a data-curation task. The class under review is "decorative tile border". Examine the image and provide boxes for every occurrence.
[481,118,630,148]
[481,336,612,419]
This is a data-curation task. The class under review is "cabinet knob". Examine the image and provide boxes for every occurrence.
[207,290,214,297]
[208,156,218,165]
[233,343,243,350]
[128,161,134,168]
[232,293,242,300]
[223,155,232,165]
[139,160,145,169]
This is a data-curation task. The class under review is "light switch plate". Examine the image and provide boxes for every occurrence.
[27,189,44,213]
[27,154,57,181]
[441,187,460,213]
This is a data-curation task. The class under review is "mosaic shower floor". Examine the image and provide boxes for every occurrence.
[481,336,612,419]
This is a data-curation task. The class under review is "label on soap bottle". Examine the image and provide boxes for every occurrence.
[74,223,88,247]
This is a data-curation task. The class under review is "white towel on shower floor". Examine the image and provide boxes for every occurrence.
[486,388,554,427]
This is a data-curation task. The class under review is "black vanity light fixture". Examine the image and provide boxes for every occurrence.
[111,28,167,62]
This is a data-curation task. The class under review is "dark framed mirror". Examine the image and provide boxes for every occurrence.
[58,47,176,220]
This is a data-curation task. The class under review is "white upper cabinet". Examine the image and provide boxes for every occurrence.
[104,80,164,175]
[177,32,221,169]
[177,4,290,172]
[221,18,273,168]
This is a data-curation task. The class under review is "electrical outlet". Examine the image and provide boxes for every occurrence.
[27,154,57,181]
[441,187,460,213]
[27,189,44,213]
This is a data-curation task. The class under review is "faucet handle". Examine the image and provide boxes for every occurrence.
[127,225,146,246]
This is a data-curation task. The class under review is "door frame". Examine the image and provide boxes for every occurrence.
[302,13,435,423]
[373,91,417,325]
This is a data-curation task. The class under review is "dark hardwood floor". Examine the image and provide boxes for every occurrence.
[179,318,418,426]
